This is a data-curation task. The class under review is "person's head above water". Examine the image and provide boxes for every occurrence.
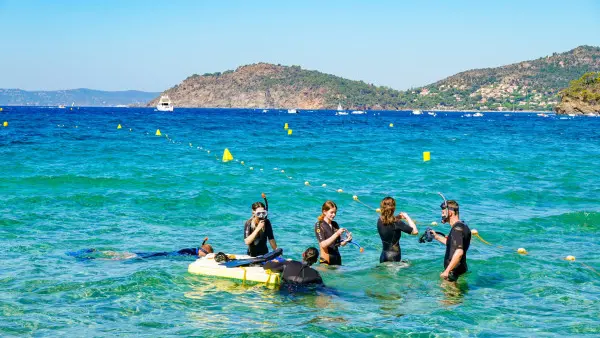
[317,200,337,222]
[251,202,267,219]
[198,244,214,257]
[380,197,397,225]
[302,247,319,266]
[441,199,459,224]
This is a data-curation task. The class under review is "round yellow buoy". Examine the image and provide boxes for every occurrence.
[565,255,576,261]
[281,170,285,173]
[471,229,479,235]
[353,195,358,201]
[517,248,528,254]
[241,161,245,165]
[249,167,254,170]
[337,189,343,193]
[304,181,310,186]
[117,124,122,129]
[389,123,394,127]
[376,208,381,213]
[430,221,438,226]
[3,121,7,127]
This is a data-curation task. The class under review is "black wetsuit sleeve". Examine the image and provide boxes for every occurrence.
[265,220,274,240]
[244,220,251,239]
[395,220,414,234]
[263,260,286,272]
[452,225,466,250]
[315,221,326,243]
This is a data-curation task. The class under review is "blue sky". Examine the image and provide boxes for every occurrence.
[1,0,599,92]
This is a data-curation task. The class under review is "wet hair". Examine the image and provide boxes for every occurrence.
[444,200,459,215]
[202,244,214,254]
[379,197,396,225]
[303,247,319,265]
[251,201,266,212]
[317,200,337,221]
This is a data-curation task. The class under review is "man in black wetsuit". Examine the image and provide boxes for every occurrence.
[262,247,324,285]
[429,200,471,282]
[134,244,214,259]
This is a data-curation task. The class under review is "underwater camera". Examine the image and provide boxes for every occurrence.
[419,227,446,243]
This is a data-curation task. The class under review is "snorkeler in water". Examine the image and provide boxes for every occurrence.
[263,247,323,286]
[68,238,214,260]
[377,197,418,263]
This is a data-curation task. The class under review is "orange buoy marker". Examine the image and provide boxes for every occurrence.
[423,151,431,162]
[155,129,161,136]
[517,248,528,255]
[117,124,122,129]
[288,129,292,135]
[222,148,234,162]
[284,123,289,130]
[3,121,7,127]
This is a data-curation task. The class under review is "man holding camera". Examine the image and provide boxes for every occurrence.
[429,199,472,282]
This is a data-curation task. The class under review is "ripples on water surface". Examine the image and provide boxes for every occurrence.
[0,107,599,336]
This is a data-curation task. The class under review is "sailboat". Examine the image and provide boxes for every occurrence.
[336,103,348,115]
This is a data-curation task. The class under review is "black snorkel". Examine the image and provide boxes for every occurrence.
[261,192,269,216]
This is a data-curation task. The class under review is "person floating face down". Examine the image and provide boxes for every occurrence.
[263,247,324,285]
[244,202,278,257]
[134,243,214,259]
[429,200,472,281]
[314,200,352,266]
[377,197,419,263]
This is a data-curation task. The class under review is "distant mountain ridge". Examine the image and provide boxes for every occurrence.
[0,88,160,107]
[149,45,600,111]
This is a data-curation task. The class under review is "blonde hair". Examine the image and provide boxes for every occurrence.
[379,197,396,225]
[317,200,337,221]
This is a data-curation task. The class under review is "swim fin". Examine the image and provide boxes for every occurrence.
[221,248,283,268]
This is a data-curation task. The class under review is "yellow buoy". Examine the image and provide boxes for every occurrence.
[376,208,381,213]
[155,129,161,136]
[117,124,122,129]
[353,195,358,201]
[337,189,343,193]
[565,255,576,261]
[423,151,431,162]
[430,221,438,226]
[517,248,528,254]
[241,161,245,165]
[322,184,327,187]
[222,148,234,162]
[471,229,479,235]
[389,123,394,127]
[189,143,193,147]
[304,181,310,186]
[280,170,285,173]
[0,108,3,112]
[288,129,292,135]
[3,121,7,127]
[284,123,289,130]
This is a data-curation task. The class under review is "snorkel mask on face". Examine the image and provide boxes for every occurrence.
[255,210,268,220]
[438,192,458,223]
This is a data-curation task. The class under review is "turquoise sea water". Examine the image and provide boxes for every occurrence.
[1,107,599,336]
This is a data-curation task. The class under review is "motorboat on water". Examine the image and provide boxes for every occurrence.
[351,110,366,115]
[287,109,297,114]
[156,95,174,112]
[412,109,423,115]
[473,112,484,117]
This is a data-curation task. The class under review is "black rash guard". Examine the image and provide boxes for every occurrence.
[444,221,471,281]
[263,260,323,285]
[377,218,414,263]
[244,219,275,257]
[314,220,342,265]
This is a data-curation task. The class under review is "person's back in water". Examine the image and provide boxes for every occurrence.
[263,247,323,285]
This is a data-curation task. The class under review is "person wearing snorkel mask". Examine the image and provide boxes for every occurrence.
[428,199,472,282]
[377,197,419,263]
[244,202,278,257]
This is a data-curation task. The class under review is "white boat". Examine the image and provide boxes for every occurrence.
[463,113,472,117]
[412,109,422,115]
[287,109,297,114]
[427,111,437,116]
[336,111,349,116]
[567,113,576,117]
[351,110,366,115]
[473,112,484,117]
[156,95,174,112]
[58,104,66,109]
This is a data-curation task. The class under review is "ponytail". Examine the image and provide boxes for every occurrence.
[317,200,337,221]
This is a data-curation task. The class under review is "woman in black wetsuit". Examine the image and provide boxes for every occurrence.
[244,201,278,257]
[377,197,418,263]
[314,200,352,265]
